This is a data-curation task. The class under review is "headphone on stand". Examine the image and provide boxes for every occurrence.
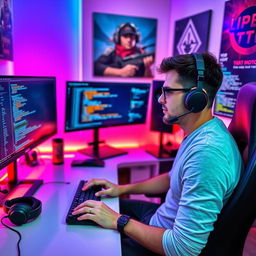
[3,196,42,226]
[113,22,140,45]
[184,53,208,113]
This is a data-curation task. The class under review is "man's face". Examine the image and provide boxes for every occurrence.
[120,34,136,49]
[158,70,189,124]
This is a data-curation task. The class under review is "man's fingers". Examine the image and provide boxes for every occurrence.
[96,189,112,197]
[73,200,97,211]
[82,179,108,190]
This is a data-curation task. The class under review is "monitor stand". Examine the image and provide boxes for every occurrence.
[78,128,127,159]
[0,160,43,203]
[146,132,177,158]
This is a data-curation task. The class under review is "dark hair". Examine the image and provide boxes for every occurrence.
[159,52,223,107]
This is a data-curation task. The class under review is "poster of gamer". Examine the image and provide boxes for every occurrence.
[93,12,157,78]
[214,0,256,117]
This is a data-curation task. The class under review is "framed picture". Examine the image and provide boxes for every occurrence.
[0,0,13,60]
[214,0,256,118]
[93,12,157,78]
[173,10,211,56]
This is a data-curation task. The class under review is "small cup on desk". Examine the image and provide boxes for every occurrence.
[52,138,64,165]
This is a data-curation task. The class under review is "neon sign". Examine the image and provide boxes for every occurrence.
[230,6,256,55]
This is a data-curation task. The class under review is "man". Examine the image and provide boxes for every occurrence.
[73,52,242,255]
[94,22,154,77]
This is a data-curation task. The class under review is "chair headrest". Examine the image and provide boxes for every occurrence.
[228,82,256,163]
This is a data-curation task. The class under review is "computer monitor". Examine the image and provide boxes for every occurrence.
[0,76,57,199]
[65,81,150,160]
[146,80,174,158]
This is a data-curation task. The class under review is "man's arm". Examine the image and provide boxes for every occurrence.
[120,172,170,195]
[103,64,138,77]
[123,219,166,255]
[82,172,170,197]
[73,200,166,255]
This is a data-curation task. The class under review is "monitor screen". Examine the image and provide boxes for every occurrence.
[65,81,150,132]
[150,80,172,133]
[0,76,57,170]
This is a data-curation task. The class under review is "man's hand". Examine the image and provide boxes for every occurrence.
[119,64,138,77]
[143,55,154,68]
[82,178,121,197]
[72,200,121,229]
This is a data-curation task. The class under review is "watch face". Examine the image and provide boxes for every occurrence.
[117,215,130,233]
[119,215,129,225]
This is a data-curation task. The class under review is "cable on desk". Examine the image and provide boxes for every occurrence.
[42,181,71,185]
[1,216,21,256]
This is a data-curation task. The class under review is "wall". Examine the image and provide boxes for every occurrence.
[12,0,81,150]
[12,0,171,151]
[11,0,231,152]
[82,0,172,149]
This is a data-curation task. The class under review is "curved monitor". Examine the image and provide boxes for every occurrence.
[0,76,57,170]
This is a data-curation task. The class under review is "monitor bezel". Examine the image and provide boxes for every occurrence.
[0,76,57,170]
[65,81,150,132]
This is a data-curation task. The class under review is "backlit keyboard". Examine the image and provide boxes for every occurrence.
[66,180,102,225]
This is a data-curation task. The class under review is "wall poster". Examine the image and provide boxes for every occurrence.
[0,0,13,60]
[173,10,211,56]
[214,0,256,117]
[93,12,157,78]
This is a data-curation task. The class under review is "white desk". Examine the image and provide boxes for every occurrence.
[0,149,159,256]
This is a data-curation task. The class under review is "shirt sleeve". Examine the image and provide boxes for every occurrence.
[162,146,233,256]
[94,50,115,76]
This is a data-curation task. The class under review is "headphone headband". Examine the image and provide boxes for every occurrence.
[113,22,140,44]
[184,53,208,113]
[191,53,205,91]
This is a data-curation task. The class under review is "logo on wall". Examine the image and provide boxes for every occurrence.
[177,19,202,54]
[173,10,211,56]
[229,6,256,55]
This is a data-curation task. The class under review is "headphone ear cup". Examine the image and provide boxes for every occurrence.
[135,32,140,43]
[113,32,119,44]
[185,89,208,113]
[3,196,42,226]
[8,203,32,226]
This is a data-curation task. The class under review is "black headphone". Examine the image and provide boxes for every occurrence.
[3,196,42,226]
[184,53,208,113]
[113,22,140,45]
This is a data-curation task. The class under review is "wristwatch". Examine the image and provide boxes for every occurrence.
[117,215,131,234]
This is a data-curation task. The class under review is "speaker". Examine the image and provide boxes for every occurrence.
[3,196,42,226]
[150,80,173,133]
[113,22,140,45]
[184,53,208,113]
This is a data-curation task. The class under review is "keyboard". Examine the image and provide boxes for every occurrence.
[66,180,102,225]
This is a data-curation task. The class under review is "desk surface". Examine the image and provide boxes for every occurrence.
[0,149,159,256]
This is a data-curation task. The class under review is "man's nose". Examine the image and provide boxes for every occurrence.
[158,93,165,104]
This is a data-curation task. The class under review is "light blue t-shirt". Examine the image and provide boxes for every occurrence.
[150,117,242,256]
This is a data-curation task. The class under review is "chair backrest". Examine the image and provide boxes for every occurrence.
[200,82,256,256]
